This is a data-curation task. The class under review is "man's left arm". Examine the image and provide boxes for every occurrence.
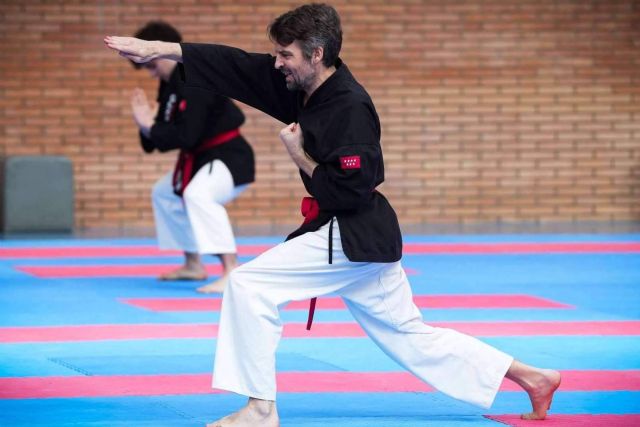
[279,122,318,177]
[291,104,383,212]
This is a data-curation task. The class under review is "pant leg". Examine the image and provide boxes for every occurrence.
[213,219,383,400]
[213,218,512,406]
[151,171,199,252]
[182,160,248,255]
[338,263,513,408]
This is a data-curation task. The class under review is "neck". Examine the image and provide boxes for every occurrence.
[304,65,336,103]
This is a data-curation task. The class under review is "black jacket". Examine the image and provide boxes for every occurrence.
[141,67,255,187]
[180,43,402,262]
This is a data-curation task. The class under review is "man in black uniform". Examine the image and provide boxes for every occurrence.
[128,22,254,294]
[106,5,560,426]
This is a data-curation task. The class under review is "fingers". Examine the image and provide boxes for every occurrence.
[135,88,148,101]
[104,36,150,63]
[279,123,304,150]
[119,51,144,63]
[130,91,138,105]
[130,88,143,103]
[279,122,294,137]
[104,36,130,51]
[280,122,299,135]
[130,89,151,114]
[104,36,133,47]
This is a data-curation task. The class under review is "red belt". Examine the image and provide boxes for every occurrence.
[300,197,320,330]
[172,129,240,196]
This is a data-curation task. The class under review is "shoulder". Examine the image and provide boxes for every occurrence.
[333,87,379,129]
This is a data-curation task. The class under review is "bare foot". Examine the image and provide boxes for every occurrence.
[158,266,207,281]
[505,360,561,420]
[206,398,279,427]
[196,274,228,294]
[520,369,561,420]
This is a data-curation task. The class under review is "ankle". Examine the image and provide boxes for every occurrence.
[248,398,275,417]
[506,361,537,391]
[184,260,204,270]
[222,261,238,272]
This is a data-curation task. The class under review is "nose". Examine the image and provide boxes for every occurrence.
[274,56,283,70]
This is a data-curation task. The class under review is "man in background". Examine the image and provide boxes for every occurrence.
[128,21,255,294]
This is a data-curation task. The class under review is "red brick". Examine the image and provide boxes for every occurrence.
[3,0,638,227]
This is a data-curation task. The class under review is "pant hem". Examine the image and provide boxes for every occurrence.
[476,355,514,409]
[212,381,276,401]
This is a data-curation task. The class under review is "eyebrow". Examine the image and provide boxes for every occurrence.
[276,48,293,56]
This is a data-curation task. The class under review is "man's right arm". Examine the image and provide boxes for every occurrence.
[180,43,297,124]
[105,37,297,124]
[104,37,182,63]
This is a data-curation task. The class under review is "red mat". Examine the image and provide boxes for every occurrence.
[122,294,571,311]
[403,242,640,254]
[1,321,638,343]
[17,264,223,278]
[1,370,638,399]
[486,414,640,427]
[17,265,416,278]
[0,245,271,258]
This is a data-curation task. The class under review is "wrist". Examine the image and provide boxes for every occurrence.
[292,151,317,177]
[139,124,152,139]
[156,41,183,62]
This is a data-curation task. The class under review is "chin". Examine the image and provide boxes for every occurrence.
[285,82,299,91]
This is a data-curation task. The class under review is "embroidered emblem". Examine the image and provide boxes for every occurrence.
[178,99,187,112]
[340,155,361,169]
[164,93,177,121]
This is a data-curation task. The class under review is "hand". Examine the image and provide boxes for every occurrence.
[104,36,157,64]
[279,122,304,158]
[130,88,155,136]
[279,123,318,177]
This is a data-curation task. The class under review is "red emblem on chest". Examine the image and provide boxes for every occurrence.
[178,99,187,112]
[340,155,361,169]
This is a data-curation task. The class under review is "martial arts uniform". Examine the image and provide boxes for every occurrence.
[142,67,254,255]
[180,43,513,408]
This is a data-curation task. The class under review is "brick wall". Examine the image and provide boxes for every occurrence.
[2,0,639,231]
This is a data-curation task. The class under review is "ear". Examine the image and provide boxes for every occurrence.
[312,46,324,65]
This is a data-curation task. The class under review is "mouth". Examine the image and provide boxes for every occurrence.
[281,68,292,78]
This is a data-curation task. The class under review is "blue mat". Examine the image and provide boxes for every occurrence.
[1,233,639,426]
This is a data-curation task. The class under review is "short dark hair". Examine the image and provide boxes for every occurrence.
[131,21,182,69]
[268,3,342,68]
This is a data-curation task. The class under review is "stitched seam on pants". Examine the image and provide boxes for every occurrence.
[377,266,399,328]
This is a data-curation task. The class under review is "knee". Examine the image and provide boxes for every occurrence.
[182,183,213,207]
[227,266,245,289]
[227,265,258,296]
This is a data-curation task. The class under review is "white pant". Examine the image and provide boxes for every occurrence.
[213,219,514,408]
[152,160,247,255]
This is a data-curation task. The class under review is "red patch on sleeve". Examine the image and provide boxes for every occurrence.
[178,99,187,111]
[340,155,361,169]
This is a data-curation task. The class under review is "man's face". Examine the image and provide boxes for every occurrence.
[274,40,316,92]
[143,58,176,82]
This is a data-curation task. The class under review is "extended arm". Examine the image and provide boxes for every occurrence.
[104,36,182,64]
[105,37,297,124]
